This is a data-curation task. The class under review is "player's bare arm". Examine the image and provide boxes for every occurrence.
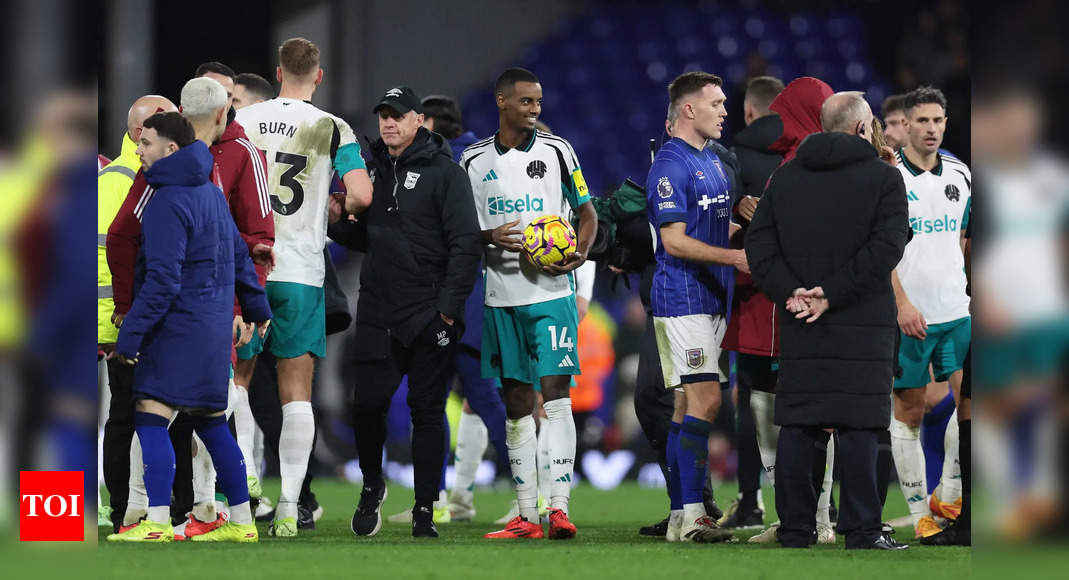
[892,269,927,339]
[542,201,597,275]
[343,167,373,214]
[660,221,749,273]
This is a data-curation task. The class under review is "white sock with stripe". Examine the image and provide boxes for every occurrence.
[191,433,218,523]
[278,401,315,522]
[750,390,780,486]
[230,382,258,478]
[890,417,930,524]
[506,415,538,522]
[543,398,576,514]
[452,411,488,496]
[816,436,835,525]
[934,409,962,504]
[537,420,551,506]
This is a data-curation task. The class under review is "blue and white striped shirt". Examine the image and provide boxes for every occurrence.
[646,138,733,317]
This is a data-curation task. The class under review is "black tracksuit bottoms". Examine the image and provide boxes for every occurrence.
[352,317,458,508]
[776,425,882,548]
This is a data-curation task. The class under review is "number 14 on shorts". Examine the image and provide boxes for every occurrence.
[547,325,574,351]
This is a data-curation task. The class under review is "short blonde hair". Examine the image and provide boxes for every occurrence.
[279,37,320,78]
[180,77,227,120]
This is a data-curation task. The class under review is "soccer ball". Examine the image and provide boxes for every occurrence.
[522,215,577,267]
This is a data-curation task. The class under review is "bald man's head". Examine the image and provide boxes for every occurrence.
[127,95,178,141]
[820,91,872,137]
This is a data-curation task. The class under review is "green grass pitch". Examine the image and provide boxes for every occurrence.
[97,478,969,578]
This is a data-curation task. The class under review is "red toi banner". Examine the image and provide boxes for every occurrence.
[20,471,84,541]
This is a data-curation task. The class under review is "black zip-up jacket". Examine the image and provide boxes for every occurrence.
[328,127,481,346]
[731,113,784,200]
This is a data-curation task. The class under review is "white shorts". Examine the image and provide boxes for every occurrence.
[653,314,727,389]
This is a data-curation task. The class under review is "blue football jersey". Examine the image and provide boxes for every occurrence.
[646,138,733,317]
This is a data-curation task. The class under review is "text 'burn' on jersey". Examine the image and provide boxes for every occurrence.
[895,149,971,325]
[236,97,366,288]
[646,138,734,318]
[462,130,590,307]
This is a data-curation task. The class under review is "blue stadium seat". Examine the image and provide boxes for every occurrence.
[458,1,888,193]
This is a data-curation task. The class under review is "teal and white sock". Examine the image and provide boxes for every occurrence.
[278,401,315,521]
[890,417,929,524]
[192,434,218,522]
[750,390,780,486]
[231,382,258,478]
[453,411,488,496]
[253,424,265,479]
[816,436,835,525]
[544,398,576,514]
[536,420,551,506]
[506,415,538,522]
[935,409,962,504]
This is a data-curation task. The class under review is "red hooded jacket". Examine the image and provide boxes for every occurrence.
[722,77,833,357]
[107,121,274,317]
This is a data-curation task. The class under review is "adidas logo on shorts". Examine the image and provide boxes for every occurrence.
[558,355,575,368]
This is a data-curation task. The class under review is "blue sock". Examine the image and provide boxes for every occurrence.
[678,416,713,506]
[134,412,175,511]
[666,422,683,510]
[192,415,250,507]
[921,391,954,494]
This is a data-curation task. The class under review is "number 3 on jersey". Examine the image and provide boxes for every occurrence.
[547,325,574,351]
[272,151,307,215]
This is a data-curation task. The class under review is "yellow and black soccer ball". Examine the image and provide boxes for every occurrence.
[522,215,577,267]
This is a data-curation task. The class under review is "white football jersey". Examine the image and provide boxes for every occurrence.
[462,130,591,307]
[237,98,362,287]
[895,149,972,324]
[977,153,1069,324]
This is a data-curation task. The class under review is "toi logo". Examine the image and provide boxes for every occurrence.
[20,471,84,541]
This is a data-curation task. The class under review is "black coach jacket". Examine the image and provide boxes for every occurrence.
[329,127,481,347]
[745,132,908,429]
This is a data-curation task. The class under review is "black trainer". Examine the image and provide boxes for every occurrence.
[297,504,316,530]
[920,519,970,546]
[722,507,765,530]
[351,484,387,537]
[639,516,670,536]
[849,532,909,550]
[702,489,723,522]
[412,505,439,538]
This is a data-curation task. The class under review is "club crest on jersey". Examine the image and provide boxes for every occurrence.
[526,160,547,179]
[944,184,960,202]
[686,348,704,369]
[404,171,421,190]
[657,176,674,198]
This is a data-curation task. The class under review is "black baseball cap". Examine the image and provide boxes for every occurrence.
[372,86,423,115]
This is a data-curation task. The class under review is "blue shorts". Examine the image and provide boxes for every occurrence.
[895,316,971,389]
[481,295,581,385]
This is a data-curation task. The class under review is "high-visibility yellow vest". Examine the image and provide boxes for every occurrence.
[98,133,140,344]
[0,135,53,349]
